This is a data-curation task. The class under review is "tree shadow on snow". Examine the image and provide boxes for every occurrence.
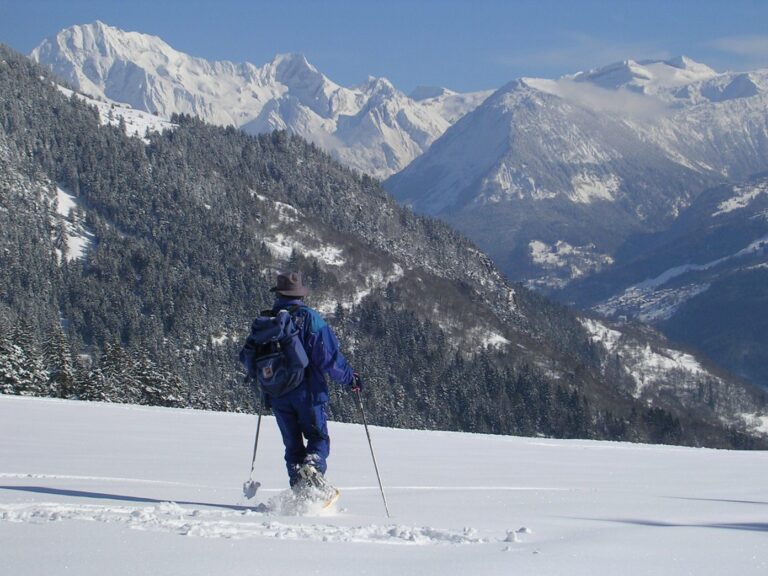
[0,485,268,513]
[666,496,768,507]
[574,517,768,533]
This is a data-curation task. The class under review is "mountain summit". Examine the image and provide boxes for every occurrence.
[31,22,490,178]
[572,56,718,93]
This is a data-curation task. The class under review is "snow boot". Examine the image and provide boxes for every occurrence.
[292,460,339,508]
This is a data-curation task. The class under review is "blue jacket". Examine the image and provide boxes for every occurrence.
[272,297,354,403]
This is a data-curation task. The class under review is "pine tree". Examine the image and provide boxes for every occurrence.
[44,323,77,398]
[0,311,16,394]
[0,318,42,395]
[11,317,48,396]
[77,366,108,402]
[99,341,139,403]
[131,350,184,407]
[0,338,30,395]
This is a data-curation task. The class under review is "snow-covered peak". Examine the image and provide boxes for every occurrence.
[358,76,398,99]
[32,21,181,72]
[685,70,768,103]
[664,55,717,76]
[573,56,718,94]
[267,52,325,85]
[270,52,315,71]
[31,21,240,114]
[574,59,652,89]
[410,86,493,125]
[261,52,350,117]
[31,22,488,179]
[410,86,454,101]
[496,77,533,94]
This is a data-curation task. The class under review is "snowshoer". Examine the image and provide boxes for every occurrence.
[258,271,362,500]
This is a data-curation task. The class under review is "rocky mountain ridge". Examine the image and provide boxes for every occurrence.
[30,21,490,179]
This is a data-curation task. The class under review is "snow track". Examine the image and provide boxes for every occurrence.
[0,480,541,544]
[0,499,496,546]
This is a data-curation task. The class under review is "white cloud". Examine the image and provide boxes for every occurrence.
[711,35,768,59]
[496,32,671,77]
[708,35,768,71]
[526,77,670,121]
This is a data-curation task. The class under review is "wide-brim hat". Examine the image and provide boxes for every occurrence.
[270,271,309,297]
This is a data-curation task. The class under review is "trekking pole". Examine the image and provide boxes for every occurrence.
[355,389,391,518]
[242,401,263,499]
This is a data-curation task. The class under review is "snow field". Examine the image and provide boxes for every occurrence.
[1,395,767,576]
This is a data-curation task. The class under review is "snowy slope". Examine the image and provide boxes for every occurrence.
[563,174,768,389]
[53,187,93,263]
[56,85,176,140]
[2,395,767,576]
[31,21,490,179]
[577,314,768,430]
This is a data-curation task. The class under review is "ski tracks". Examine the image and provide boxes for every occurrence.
[0,500,508,546]
[0,474,539,546]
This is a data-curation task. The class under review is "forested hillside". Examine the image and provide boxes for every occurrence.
[1,44,765,449]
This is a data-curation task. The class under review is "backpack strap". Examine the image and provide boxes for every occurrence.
[264,305,302,316]
[287,305,307,334]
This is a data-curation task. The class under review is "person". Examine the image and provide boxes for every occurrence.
[264,271,362,491]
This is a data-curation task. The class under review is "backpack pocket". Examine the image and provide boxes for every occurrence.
[254,350,302,396]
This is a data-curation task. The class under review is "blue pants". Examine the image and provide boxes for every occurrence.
[269,383,330,486]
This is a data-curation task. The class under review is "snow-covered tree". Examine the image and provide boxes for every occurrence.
[0,338,28,395]
[99,341,139,403]
[43,323,77,398]
[1,344,47,396]
[5,317,48,396]
[132,351,182,407]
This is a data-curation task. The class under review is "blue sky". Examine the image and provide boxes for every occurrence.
[2,0,767,93]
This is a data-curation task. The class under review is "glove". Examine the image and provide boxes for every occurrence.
[351,372,364,392]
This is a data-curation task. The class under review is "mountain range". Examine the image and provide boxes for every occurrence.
[386,57,768,290]
[31,23,768,303]
[383,54,768,392]
[3,42,767,447]
[30,21,489,180]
